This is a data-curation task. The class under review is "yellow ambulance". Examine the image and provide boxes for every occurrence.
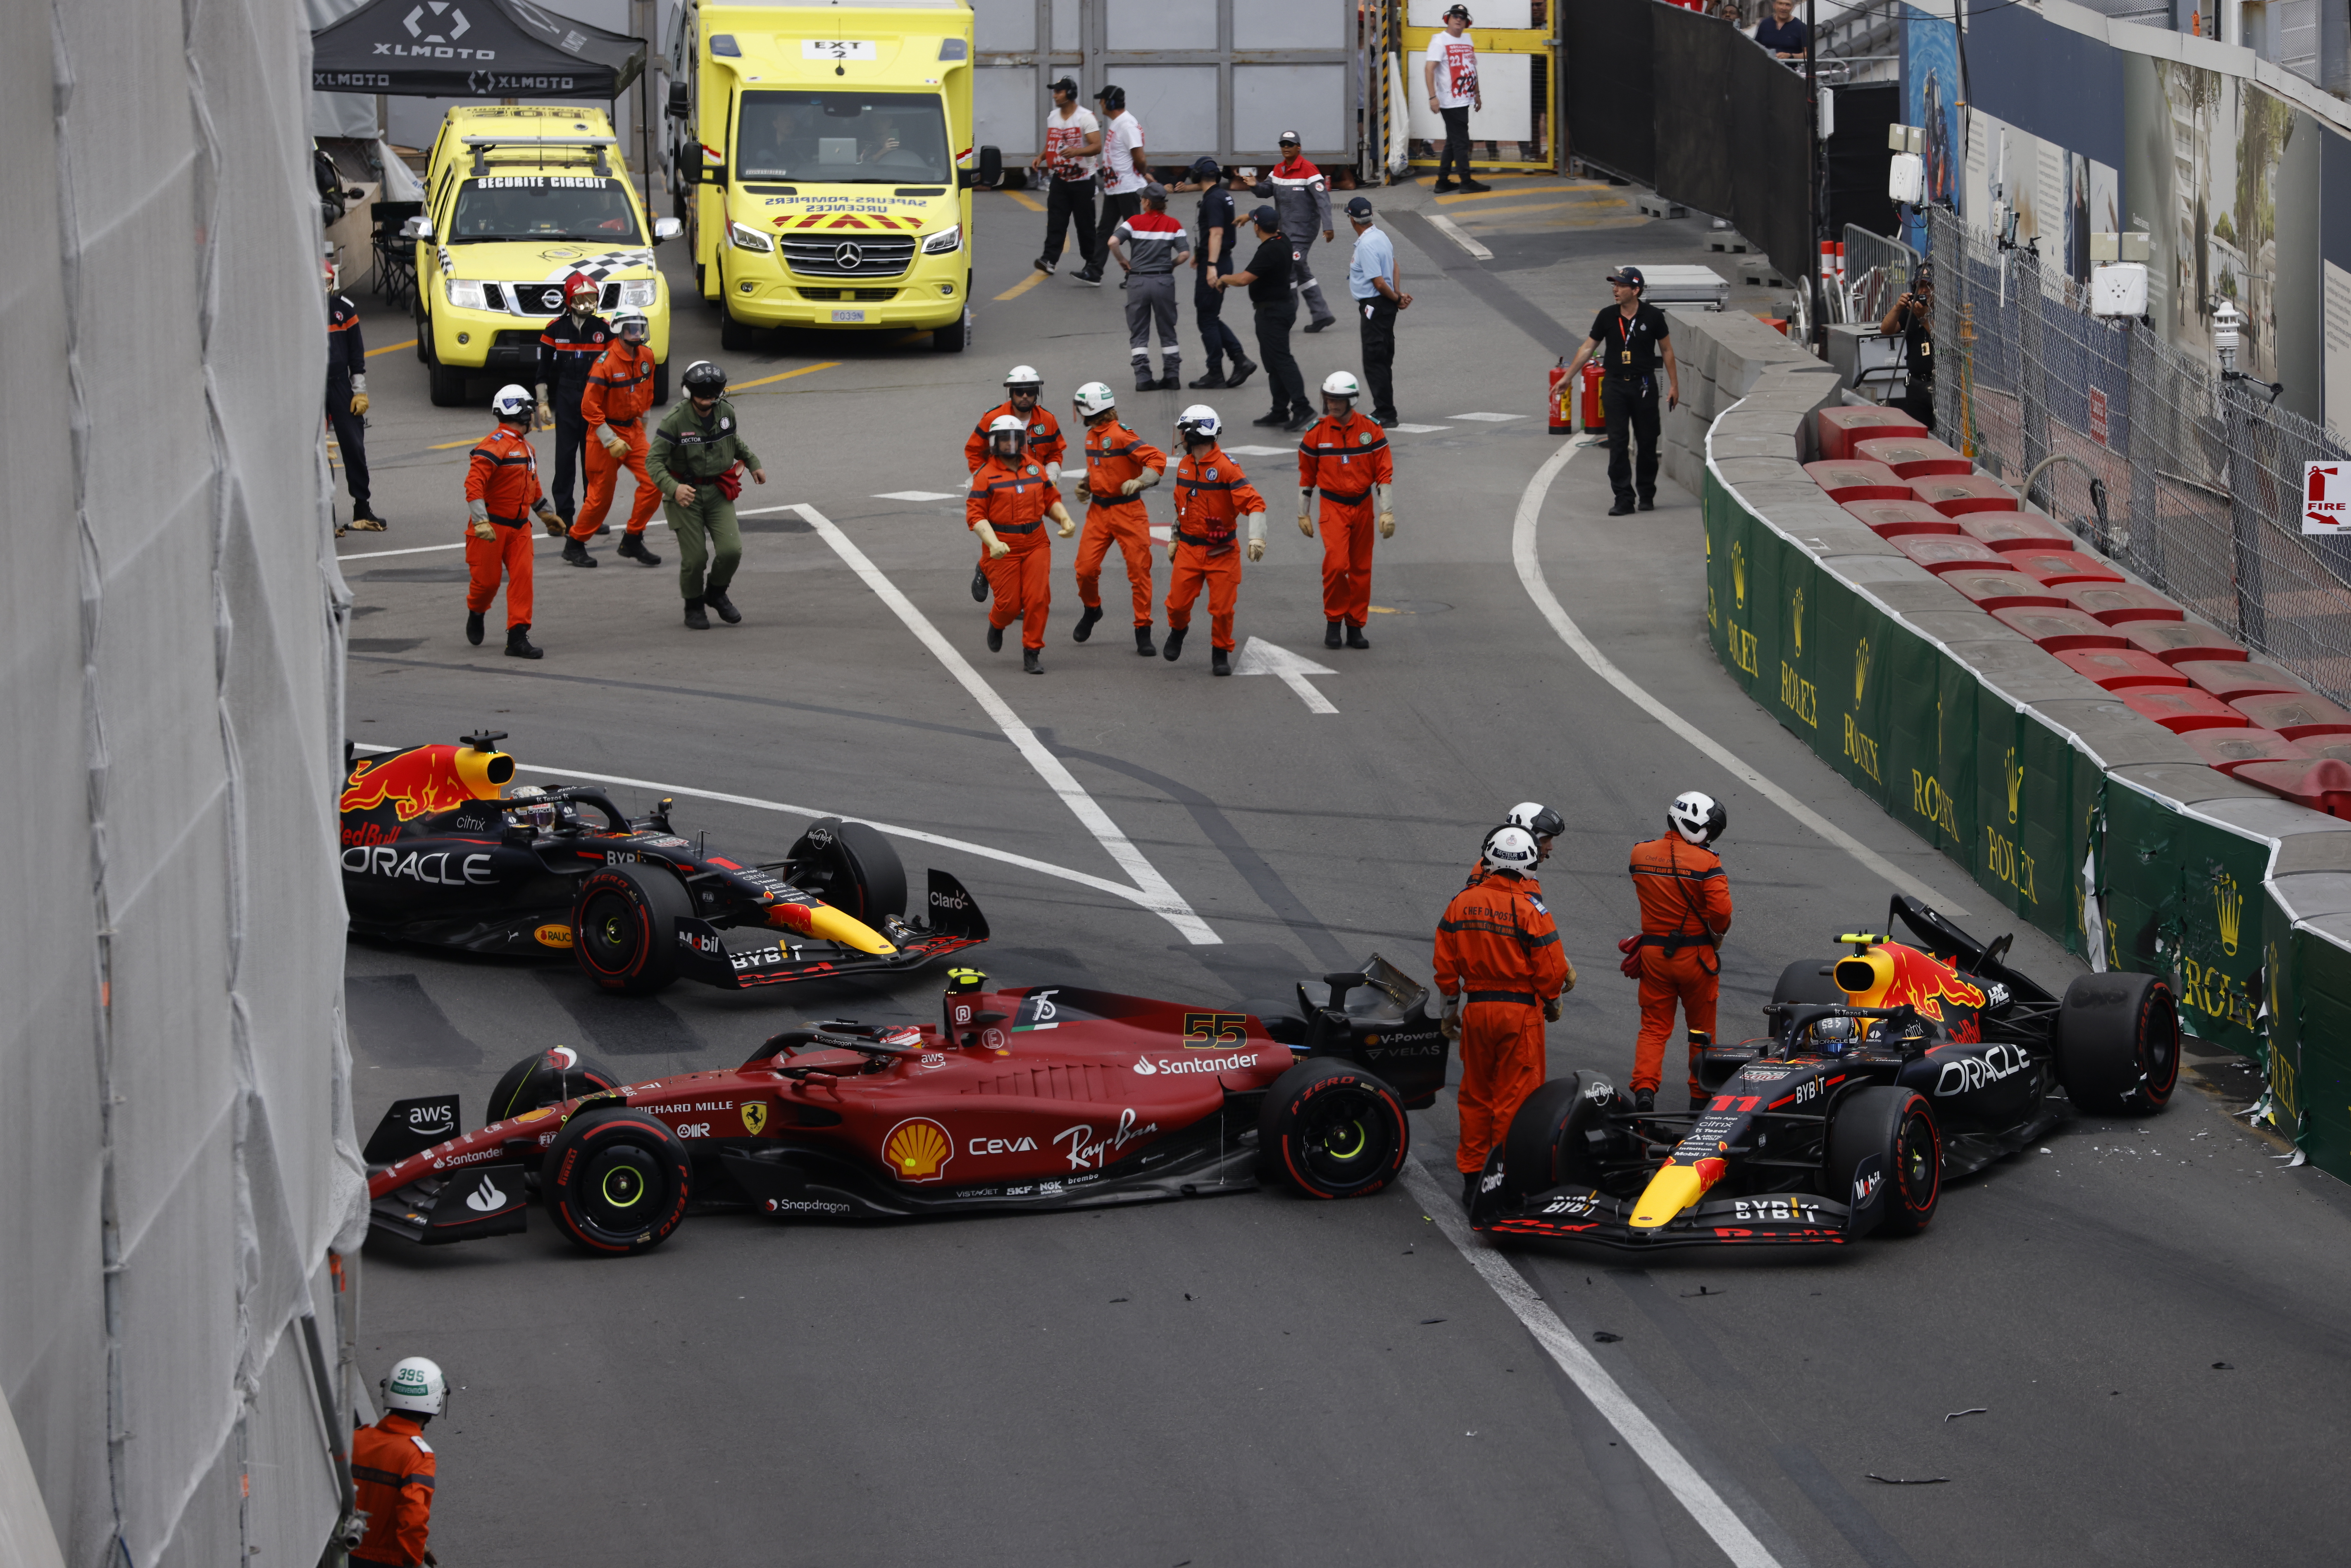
[413,105,681,405]
[667,2,997,353]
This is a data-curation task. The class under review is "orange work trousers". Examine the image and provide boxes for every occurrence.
[1632,944,1719,1100]
[984,539,1053,650]
[1077,502,1155,626]
[464,521,534,628]
[1319,499,1376,626]
[573,422,658,539]
[1455,998,1548,1175]
[1165,540,1241,650]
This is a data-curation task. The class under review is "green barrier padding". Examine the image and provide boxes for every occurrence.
[1968,700,2076,944]
[1819,582,1894,810]
[2282,917,2351,1181]
[1715,479,1765,698]
[1882,639,1975,861]
[1703,469,1732,666]
[1769,547,1820,743]
[2100,782,2266,1052]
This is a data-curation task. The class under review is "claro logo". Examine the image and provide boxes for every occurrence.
[343,846,494,884]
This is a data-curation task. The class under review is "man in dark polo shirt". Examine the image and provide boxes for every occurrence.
[1560,266,1679,515]
[1214,205,1310,430]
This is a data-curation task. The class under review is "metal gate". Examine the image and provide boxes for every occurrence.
[972,0,1358,172]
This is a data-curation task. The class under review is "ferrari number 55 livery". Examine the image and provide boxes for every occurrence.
[340,731,986,992]
[1470,897,2180,1249]
[362,958,1452,1256]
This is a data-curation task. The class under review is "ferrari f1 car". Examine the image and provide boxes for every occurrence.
[363,957,1453,1255]
[339,731,986,992]
[1469,896,2180,1249]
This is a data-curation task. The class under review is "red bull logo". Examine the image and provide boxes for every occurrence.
[1832,942,1986,1024]
[339,744,513,823]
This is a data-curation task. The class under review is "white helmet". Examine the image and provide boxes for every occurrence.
[1668,790,1727,846]
[1321,370,1361,398]
[1003,364,1043,390]
[612,309,649,342]
[1176,404,1221,442]
[491,384,534,420]
[1507,801,1566,840]
[987,412,1028,458]
[381,1356,448,1418]
[1073,381,1117,418]
[1483,826,1540,875]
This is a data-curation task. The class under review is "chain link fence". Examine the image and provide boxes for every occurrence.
[1927,207,2351,704]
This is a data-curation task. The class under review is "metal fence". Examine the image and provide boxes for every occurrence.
[1927,207,2351,705]
[1833,221,1918,327]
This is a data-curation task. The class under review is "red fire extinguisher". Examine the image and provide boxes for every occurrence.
[1580,362,1603,431]
[1548,357,1574,434]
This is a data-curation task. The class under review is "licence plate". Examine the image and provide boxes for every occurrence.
[831,308,867,322]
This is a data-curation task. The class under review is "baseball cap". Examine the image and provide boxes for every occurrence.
[1142,181,1167,203]
[1250,204,1281,229]
[1048,76,1077,95]
[1278,129,1301,145]
[1606,266,1647,288]
[1344,195,1374,219]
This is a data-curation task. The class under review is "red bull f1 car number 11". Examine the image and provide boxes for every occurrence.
[1469,897,2180,1249]
[339,732,986,993]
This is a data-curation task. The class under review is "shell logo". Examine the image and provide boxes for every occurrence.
[882,1117,953,1182]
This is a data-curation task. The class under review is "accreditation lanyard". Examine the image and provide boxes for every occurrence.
[1616,307,1639,369]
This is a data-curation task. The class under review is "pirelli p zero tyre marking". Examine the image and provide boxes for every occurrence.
[1259,1058,1409,1200]
[570,862,691,995]
[2056,971,2179,1116]
[541,1108,692,1255]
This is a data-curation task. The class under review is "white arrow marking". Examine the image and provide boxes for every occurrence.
[1234,636,1338,714]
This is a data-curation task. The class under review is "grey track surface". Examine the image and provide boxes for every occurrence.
[342,183,2351,1567]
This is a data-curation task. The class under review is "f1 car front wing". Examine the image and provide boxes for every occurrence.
[1474,1185,1855,1249]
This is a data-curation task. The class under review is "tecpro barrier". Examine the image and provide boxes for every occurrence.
[1674,309,2351,1177]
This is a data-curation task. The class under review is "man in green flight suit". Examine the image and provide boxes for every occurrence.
[653,359,768,629]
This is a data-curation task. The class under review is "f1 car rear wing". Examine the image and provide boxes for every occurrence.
[1886,895,2058,1008]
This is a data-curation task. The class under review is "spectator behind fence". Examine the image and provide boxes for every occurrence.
[1754,0,1807,59]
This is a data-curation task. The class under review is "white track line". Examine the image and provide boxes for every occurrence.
[1514,438,1958,912]
[1396,1161,1784,1568]
[784,503,1220,946]
[338,517,677,564]
[348,746,1167,914]
[1424,211,1495,261]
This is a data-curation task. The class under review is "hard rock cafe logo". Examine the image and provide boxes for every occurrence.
[1790,586,1805,655]
[882,1117,952,1182]
[1854,636,1870,706]
[741,1102,768,1136]
[1731,541,1747,610]
[2214,871,2243,958]
[2005,747,2024,825]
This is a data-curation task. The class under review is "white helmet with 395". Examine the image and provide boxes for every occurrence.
[381,1356,448,1418]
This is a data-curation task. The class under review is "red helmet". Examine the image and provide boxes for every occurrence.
[563,272,601,307]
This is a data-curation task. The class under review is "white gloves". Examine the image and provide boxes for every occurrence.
[1046,461,1062,486]
[533,383,554,430]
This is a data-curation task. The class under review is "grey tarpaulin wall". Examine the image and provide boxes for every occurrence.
[4,1,367,1563]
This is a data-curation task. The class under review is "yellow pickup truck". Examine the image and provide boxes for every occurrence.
[412,105,683,405]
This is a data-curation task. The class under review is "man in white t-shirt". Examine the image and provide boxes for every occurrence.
[1422,5,1489,194]
[1030,77,1103,277]
[1078,83,1147,287]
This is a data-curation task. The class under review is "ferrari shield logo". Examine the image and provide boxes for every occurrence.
[741,1102,768,1136]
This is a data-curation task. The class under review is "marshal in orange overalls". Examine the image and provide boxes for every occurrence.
[1077,416,1165,627]
[1627,834,1734,1101]
[350,1411,436,1568]
[1297,409,1393,629]
[1436,870,1572,1177]
[572,337,660,541]
[967,455,1059,650]
[1168,444,1267,651]
[965,401,1066,474]
[464,424,546,628]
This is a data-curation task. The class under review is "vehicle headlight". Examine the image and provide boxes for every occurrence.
[617,278,658,308]
[728,222,774,254]
[921,224,963,255]
[445,279,488,310]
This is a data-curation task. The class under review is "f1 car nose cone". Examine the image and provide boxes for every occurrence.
[1629,1162,1709,1229]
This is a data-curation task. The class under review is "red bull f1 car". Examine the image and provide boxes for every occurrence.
[340,732,985,993]
[361,958,1453,1255]
[1469,896,2179,1249]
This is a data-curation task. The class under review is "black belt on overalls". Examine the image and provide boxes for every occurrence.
[1630,932,1718,954]
[486,511,527,528]
[993,519,1043,535]
[1465,989,1538,1006]
[1174,527,1234,548]
[1317,487,1370,505]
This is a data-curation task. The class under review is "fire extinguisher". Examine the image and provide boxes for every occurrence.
[1548,357,1574,434]
[1580,362,1603,431]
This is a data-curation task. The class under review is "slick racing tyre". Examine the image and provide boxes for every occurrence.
[1495,1073,1613,1205]
[572,862,693,995]
[1825,1086,1941,1237]
[787,817,908,925]
[1259,1057,1409,1200]
[2056,971,2179,1115]
[483,1046,624,1127]
[1770,958,1847,1012]
[541,1108,692,1255]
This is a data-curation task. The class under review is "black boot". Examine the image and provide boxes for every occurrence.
[1324,619,1343,649]
[617,532,662,566]
[1251,409,1288,427]
[1637,495,1655,512]
[1135,624,1157,657]
[1632,1088,1655,1114]
[1023,648,1043,674]
[1608,496,1636,517]
[562,538,598,567]
[347,500,388,531]
[683,598,710,631]
[1346,624,1370,650]
[705,586,741,624]
[1224,358,1256,390]
[464,610,485,646]
[1189,370,1227,389]
[1073,604,1103,642]
[1283,405,1312,432]
[1460,1171,1478,1212]
[1211,647,1231,676]
[971,565,990,602]
[504,622,543,660]
[1162,626,1187,661]
[986,624,1004,652]
[1154,371,1182,391]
